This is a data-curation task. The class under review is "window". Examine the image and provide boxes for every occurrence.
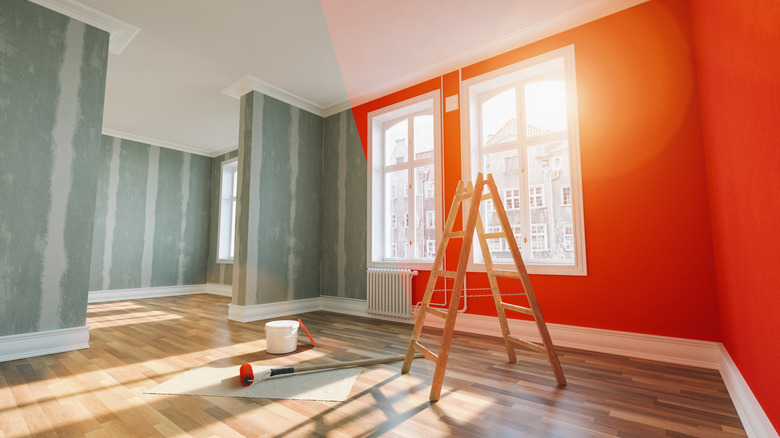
[529,185,545,208]
[368,91,442,267]
[561,186,571,206]
[531,224,548,251]
[462,45,586,275]
[217,158,238,263]
[486,225,502,251]
[563,224,574,251]
[504,188,521,210]
[426,240,436,258]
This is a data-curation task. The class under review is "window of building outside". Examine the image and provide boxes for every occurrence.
[368,91,442,267]
[217,158,238,263]
[461,45,586,275]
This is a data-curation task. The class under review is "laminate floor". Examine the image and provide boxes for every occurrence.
[0,294,746,437]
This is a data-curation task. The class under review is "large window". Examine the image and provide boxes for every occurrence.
[217,158,238,263]
[368,91,442,267]
[462,46,586,275]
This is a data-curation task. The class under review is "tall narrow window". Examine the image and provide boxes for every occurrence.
[217,158,238,263]
[368,91,442,267]
[462,45,586,275]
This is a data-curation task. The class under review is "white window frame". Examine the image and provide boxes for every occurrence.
[425,210,435,229]
[368,90,443,269]
[531,223,548,252]
[563,224,574,251]
[217,157,238,263]
[460,45,587,275]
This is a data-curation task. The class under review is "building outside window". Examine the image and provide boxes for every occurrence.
[461,46,586,275]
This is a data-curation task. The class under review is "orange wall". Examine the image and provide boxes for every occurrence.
[691,0,780,429]
[354,0,720,341]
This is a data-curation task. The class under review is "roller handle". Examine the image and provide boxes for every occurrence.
[269,367,295,377]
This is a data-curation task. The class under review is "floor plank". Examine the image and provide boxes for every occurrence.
[0,294,746,437]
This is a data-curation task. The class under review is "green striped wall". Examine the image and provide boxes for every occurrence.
[232,92,323,304]
[206,150,238,285]
[90,136,212,291]
[321,110,368,299]
[0,0,108,336]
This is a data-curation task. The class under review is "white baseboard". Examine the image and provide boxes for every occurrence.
[718,344,779,438]
[319,295,372,318]
[228,297,322,323]
[0,325,90,363]
[205,283,232,297]
[415,310,721,369]
[88,284,207,303]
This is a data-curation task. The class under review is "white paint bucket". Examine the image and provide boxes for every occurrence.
[265,320,299,354]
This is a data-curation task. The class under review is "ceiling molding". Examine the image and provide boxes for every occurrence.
[27,0,139,55]
[210,143,239,158]
[341,0,650,109]
[102,128,213,157]
[221,75,327,117]
[322,100,353,118]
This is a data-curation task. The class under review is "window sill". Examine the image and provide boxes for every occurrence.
[217,259,234,265]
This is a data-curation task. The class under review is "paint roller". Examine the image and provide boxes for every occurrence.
[239,363,254,386]
[256,352,424,383]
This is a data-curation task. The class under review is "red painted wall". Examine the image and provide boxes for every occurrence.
[354,0,720,341]
[690,0,780,430]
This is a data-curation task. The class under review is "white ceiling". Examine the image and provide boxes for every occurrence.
[38,0,646,156]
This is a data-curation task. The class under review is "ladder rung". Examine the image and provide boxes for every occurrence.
[490,269,521,278]
[483,232,505,239]
[425,307,448,319]
[432,270,457,279]
[414,342,439,361]
[506,335,546,353]
[448,231,467,239]
[499,302,534,315]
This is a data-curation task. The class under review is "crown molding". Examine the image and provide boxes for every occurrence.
[210,143,239,158]
[341,0,649,109]
[101,128,214,157]
[322,100,353,118]
[27,0,139,55]
[221,75,329,117]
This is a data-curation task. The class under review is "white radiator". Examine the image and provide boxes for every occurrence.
[366,268,417,321]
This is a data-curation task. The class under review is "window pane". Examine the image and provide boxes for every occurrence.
[526,141,573,262]
[414,165,435,259]
[384,120,408,166]
[481,89,516,146]
[385,170,409,259]
[525,80,567,137]
[414,115,434,160]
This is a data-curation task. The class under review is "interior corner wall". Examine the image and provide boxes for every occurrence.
[351,0,720,341]
[89,135,212,292]
[206,150,239,286]
[232,92,323,306]
[0,0,108,336]
[321,110,368,299]
[690,0,780,429]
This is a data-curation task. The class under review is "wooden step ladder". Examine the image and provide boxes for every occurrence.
[401,172,566,402]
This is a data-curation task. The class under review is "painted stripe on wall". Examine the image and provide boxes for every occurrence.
[177,153,191,285]
[286,106,300,301]
[101,138,121,291]
[245,93,264,305]
[337,112,347,298]
[38,20,85,330]
[141,146,159,287]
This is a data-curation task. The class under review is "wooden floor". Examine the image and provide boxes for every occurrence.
[1,294,745,437]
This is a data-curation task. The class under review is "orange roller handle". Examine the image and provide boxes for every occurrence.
[239,363,254,386]
[297,319,316,347]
